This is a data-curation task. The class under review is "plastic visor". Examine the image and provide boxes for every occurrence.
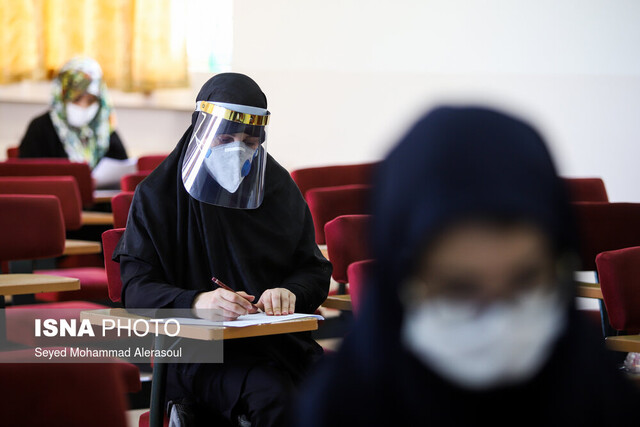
[182,102,270,209]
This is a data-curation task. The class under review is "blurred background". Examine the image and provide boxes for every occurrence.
[1,0,639,200]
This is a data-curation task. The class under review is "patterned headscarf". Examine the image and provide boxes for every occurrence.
[49,57,113,168]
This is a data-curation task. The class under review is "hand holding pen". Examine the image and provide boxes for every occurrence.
[191,277,259,320]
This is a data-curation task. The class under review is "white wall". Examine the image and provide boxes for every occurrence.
[1,0,640,201]
[233,0,640,202]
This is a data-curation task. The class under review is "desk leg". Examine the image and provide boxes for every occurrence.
[150,334,167,427]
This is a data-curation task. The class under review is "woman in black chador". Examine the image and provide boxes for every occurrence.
[114,73,331,426]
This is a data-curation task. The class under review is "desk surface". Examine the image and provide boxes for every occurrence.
[81,308,319,341]
[0,274,80,296]
[63,239,102,256]
[81,211,114,226]
[605,335,640,353]
[322,295,352,311]
[576,282,603,300]
[93,190,120,204]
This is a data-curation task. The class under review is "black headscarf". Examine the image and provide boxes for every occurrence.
[295,106,639,426]
[114,73,331,378]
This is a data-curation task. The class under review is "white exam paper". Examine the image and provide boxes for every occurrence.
[160,312,324,328]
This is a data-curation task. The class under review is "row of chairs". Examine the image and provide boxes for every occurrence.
[293,164,640,357]
[0,153,167,426]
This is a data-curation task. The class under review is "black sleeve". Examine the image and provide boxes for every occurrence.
[104,131,128,160]
[19,116,51,158]
[279,206,332,314]
[120,254,202,309]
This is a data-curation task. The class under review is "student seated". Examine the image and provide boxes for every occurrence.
[19,57,127,167]
[114,73,331,426]
[295,106,640,426]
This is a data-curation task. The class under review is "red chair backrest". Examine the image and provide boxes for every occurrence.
[0,161,94,207]
[596,246,640,332]
[0,194,65,262]
[324,214,372,284]
[137,154,167,172]
[291,162,378,200]
[0,356,128,427]
[102,228,125,302]
[573,202,640,271]
[347,259,375,316]
[6,146,19,159]
[111,192,134,229]
[307,184,371,245]
[120,171,149,192]
[0,176,83,230]
[563,178,608,202]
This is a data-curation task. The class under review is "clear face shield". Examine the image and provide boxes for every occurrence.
[182,101,270,209]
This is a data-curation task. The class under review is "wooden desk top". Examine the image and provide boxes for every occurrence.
[81,211,114,226]
[605,335,640,353]
[80,308,319,341]
[0,274,80,296]
[63,239,102,256]
[93,190,120,204]
[575,282,603,300]
[322,294,352,311]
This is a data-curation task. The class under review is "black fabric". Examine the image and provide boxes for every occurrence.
[18,112,127,161]
[295,106,640,426]
[114,73,331,423]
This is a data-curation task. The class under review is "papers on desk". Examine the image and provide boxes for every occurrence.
[160,312,324,328]
[92,157,138,189]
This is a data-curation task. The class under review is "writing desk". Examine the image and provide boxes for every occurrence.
[93,190,120,204]
[81,211,114,226]
[0,274,80,344]
[575,282,603,299]
[322,295,352,311]
[81,308,319,427]
[63,239,102,256]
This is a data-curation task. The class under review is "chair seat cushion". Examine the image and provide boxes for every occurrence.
[35,267,109,302]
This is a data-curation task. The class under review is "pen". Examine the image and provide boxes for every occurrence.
[211,277,259,311]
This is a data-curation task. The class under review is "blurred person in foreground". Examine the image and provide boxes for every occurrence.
[19,56,127,167]
[296,106,640,426]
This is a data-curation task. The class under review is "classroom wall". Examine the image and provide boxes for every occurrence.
[233,0,640,202]
[1,0,639,201]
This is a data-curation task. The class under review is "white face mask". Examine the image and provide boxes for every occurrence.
[203,140,257,194]
[401,286,566,390]
[66,102,99,128]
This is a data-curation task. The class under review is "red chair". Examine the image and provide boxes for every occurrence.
[104,228,169,427]
[121,171,150,191]
[563,178,608,202]
[595,247,640,334]
[0,359,129,427]
[102,228,126,302]
[0,176,83,231]
[112,191,135,229]
[324,215,372,287]
[137,154,168,172]
[346,259,374,316]
[291,162,378,200]
[572,202,640,271]
[307,184,371,245]
[0,177,110,302]
[6,146,19,159]
[0,194,65,262]
[0,161,95,208]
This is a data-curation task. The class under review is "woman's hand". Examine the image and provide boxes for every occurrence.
[256,288,296,316]
[192,289,258,320]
